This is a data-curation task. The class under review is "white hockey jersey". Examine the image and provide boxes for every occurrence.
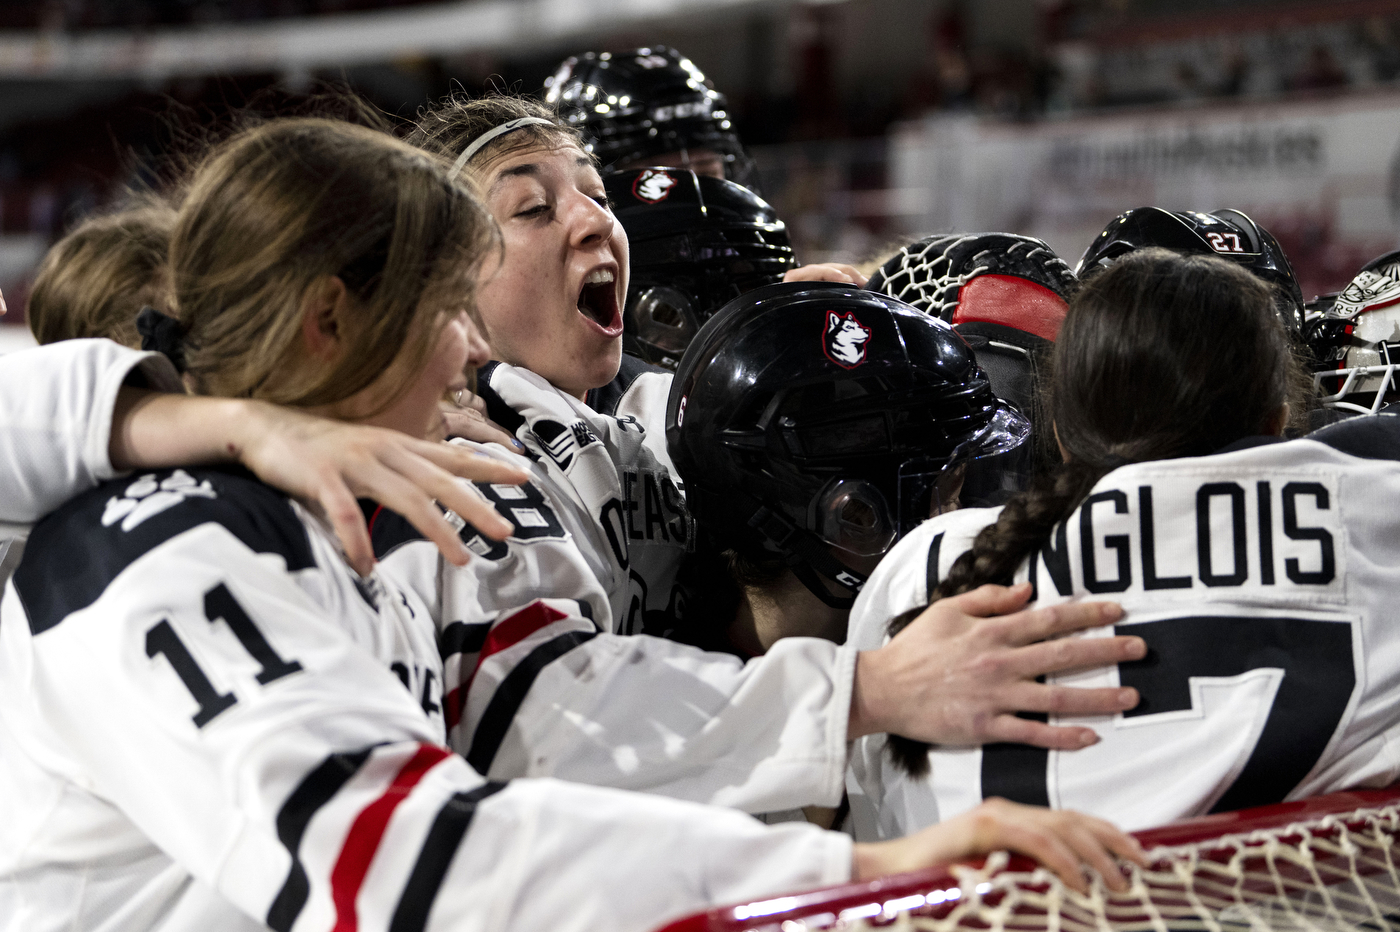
[847,420,1400,836]
[373,360,854,811]
[0,464,851,932]
[0,341,855,816]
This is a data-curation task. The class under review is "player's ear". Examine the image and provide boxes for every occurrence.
[300,275,351,363]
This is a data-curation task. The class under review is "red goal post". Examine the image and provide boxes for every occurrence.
[658,786,1400,932]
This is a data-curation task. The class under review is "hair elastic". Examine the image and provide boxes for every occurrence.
[449,117,558,179]
[136,305,187,373]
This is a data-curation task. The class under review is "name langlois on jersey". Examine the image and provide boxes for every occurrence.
[1028,469,1344,604]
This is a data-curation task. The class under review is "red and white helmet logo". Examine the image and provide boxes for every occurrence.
[823,310,872,369]
[633,169,677,204]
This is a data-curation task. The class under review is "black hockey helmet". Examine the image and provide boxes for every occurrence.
[666,281,1029,608]
[606,167,797,369]
[1076,207,1306,336]
[544,46,756,186]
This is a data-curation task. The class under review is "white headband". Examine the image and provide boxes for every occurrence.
[449,117,559,179]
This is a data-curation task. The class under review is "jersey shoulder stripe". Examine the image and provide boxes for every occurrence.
[15,466,315,635]
[475,361,529,437]
[364,501,425,560]
[1308,412,1400,462]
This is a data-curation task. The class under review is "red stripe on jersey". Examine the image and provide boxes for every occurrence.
[443,601,568,731]
[330,744,451,932]
[366,505,385,537]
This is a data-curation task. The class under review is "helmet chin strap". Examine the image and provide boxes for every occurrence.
[745,503,867,611]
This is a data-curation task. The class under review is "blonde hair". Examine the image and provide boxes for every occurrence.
[27,199,176,348]
[408,93,587,181]
[170,117,496,409]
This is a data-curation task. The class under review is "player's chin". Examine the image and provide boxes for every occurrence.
[583,338,623,390]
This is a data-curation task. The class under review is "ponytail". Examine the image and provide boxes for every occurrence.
[882,247,1294,777]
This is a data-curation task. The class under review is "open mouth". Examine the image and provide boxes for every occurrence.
[578,268,623,337]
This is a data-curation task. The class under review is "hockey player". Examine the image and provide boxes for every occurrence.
[0,115,1150,932]
[663,280,1033,652]
[845,247,1400,837]
[0,112,1150,821]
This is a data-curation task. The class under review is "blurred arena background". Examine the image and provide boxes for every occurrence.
[1,0,1398,354]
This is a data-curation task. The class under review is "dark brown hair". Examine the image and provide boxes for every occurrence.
[885,247,1299,777]
[170,117,496,408]
[27,198,176,348]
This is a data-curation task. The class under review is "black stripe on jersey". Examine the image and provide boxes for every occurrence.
[363,500,428,560]
[267,746,378,932]
[1309,412,1400,461]
[439,621,492,659]
[475,362,529,440]
[465,630,600,774]
[925,531,944,597]
[15,467,316,635]
[388,781,508,932]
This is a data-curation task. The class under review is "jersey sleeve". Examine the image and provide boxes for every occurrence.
[1,509,850,932]
[460,621,859,814]
[391,472,856,814]
[0,338,182,523]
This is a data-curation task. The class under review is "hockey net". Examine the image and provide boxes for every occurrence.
[658,786,1400,932]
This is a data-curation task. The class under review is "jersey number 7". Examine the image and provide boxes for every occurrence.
[981,615,1356,813]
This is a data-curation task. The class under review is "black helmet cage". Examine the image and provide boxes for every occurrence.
[667,281,1029,608]
[606,167,798,368]
[545,47,758,187]
[1076,207,1306,336]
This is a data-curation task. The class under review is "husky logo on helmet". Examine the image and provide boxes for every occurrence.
[823,311,872,369]
[633,169,678,204]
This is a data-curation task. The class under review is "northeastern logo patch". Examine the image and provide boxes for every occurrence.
[822,310,872,369]
[633,168,678,204]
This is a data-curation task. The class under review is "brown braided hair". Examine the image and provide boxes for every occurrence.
[885,247,1302,777]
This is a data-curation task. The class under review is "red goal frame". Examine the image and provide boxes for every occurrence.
[657,786,1400,932]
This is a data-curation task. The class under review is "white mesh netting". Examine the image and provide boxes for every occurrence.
[682,796,1400,932]
[868,234,1077,322]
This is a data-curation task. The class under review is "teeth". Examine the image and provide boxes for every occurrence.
[584,269,615,285]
